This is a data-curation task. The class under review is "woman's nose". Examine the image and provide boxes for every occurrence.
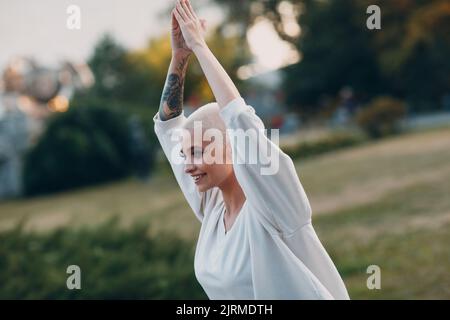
[184,162,195,174]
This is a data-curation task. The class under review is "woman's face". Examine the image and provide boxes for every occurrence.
[181,129,233,192]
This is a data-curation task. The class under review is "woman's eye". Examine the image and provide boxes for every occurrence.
[179,151,186,159]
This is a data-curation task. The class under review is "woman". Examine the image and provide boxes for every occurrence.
[154,0,350,300]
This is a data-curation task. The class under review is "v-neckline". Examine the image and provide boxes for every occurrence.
[220,200,246,236]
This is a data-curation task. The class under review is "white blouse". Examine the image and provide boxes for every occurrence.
[153,97,350,300]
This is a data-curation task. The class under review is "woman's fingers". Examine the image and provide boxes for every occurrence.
[185,0,198,20]
[173,7,184,24]
[180,0,195,20]
[176,1,189,22]
[171,9,178,26]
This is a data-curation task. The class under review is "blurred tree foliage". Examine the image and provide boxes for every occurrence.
[356,96,407,138]
[371,0,450,111]
[86,34,130,100]
[128,26,252,106]
[0,219,206,299]
[210,0,450,114]
[282,0,383,113]
[283,131,365,159]
[24,101,132,195]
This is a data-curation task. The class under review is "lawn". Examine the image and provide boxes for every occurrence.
[1,127,449,299]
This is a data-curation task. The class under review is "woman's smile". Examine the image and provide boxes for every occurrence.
[192,173,207,184]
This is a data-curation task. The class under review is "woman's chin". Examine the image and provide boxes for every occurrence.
[197,183,210,192]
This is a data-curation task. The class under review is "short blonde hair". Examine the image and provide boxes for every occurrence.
[183,102,226,134]
[183,102,231,160]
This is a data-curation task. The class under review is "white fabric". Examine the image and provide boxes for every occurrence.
[153,97,350,300]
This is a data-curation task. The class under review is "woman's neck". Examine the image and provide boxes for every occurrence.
[218,172,246,219]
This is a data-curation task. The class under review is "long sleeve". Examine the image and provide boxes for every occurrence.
[219,97,312,235]
[153,111,209,222]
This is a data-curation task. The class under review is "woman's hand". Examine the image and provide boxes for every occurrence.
[171,7,192,56]
[173,0,207,51]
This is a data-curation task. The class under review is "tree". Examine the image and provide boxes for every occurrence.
[211,0,382,114]
[210,0,450,114]
[370,0,450,111]
[23,101,132,195]
[283,0,382,112]
[87,34,130,99]
[72,34,158,183]
[128,26,252,107]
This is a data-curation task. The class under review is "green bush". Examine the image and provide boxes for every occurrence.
[23,102,133,195]
[283,133,364,160]
[356,96,407,138]
[0,220,206,299]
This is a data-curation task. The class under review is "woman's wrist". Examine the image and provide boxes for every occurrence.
[192,41,208,55]
[172,50,192,61]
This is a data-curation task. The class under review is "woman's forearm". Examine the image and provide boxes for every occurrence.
[193,44,241,109]
[158,52,191,121]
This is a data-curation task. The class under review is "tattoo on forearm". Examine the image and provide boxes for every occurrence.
[159,55,190,121]
[161,74,183,120]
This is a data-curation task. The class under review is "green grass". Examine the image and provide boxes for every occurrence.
[312,172,450,299]
[1,127,450,299]
[327,227,450,299]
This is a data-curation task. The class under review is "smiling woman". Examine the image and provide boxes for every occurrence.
[154,0,349,300]
[179,102,232,193]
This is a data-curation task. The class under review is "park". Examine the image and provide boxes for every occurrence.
[0,0,449,300]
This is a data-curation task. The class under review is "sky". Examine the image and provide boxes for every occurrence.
[0,0,297,77]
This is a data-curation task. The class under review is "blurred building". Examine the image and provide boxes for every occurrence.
[0,57,94,199]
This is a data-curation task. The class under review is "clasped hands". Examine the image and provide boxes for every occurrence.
[170,0,207,57]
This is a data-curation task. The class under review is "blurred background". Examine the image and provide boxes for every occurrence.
[0,0,449,299]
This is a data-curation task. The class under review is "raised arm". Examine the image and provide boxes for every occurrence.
[158,54,190,121]
[154,9,215,222]
[173,0,240,108]
[158,9,193,121]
